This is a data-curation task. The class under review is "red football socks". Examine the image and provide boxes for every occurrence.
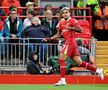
[80,61,96,72]
[59,59,66,78]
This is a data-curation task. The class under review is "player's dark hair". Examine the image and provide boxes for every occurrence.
[58,7,71,21]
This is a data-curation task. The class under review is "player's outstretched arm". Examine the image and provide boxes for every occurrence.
[51,31,62,40]
[43,31,62,42]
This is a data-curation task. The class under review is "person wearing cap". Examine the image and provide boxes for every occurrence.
[26,1,34,8]
[43,7,104,86]
[21,1,35,16]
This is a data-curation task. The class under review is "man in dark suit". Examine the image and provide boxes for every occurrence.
[41,10,58,37]
[41,10,58,56]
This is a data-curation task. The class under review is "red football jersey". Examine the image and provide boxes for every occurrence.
[58,17,80,59]
[58,17,80,41]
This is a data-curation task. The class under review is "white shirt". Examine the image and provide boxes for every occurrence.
[23,18,32,29]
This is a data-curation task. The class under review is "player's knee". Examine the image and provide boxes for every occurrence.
[59,53,67,60]
[73,56,82,65]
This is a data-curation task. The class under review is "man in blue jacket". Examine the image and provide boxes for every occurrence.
[4,7,23,59]
[22,16,51,64]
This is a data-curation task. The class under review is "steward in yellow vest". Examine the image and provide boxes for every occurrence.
[77,0,99,16]
[95,1,108,30]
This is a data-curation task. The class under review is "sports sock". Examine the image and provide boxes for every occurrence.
[59,59,66,78]
[80,61,96,72]
[61,78,66,81]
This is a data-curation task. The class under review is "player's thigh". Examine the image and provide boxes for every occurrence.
[73,56,82,65]
[59,53,68,60]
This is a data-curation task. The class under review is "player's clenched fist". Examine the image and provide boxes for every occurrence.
[42,37,51,42]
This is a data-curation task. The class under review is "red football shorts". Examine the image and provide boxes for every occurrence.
[60,38,80,59]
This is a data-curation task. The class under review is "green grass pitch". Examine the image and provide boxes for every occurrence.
[0,84,108,90]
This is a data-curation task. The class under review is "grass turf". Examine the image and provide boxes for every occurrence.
[0,84,108,90]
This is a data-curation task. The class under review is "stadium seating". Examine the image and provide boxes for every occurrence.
[75,19,91,39]
[74,19,92,45]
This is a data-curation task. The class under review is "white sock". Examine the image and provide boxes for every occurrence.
[61,78,65,81]
[96,68,99,73]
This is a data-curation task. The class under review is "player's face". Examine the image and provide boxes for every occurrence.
[62,9,71,19]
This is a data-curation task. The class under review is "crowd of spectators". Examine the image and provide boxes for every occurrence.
[0,0,107,70]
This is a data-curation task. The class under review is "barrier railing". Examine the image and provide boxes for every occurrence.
[0,38,96,68]
[0,38,58,67]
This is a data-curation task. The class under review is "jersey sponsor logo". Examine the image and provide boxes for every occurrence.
[62,29,69,34]
[74,19,78,23]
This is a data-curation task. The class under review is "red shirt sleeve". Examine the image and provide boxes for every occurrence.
[71,18,80,28]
